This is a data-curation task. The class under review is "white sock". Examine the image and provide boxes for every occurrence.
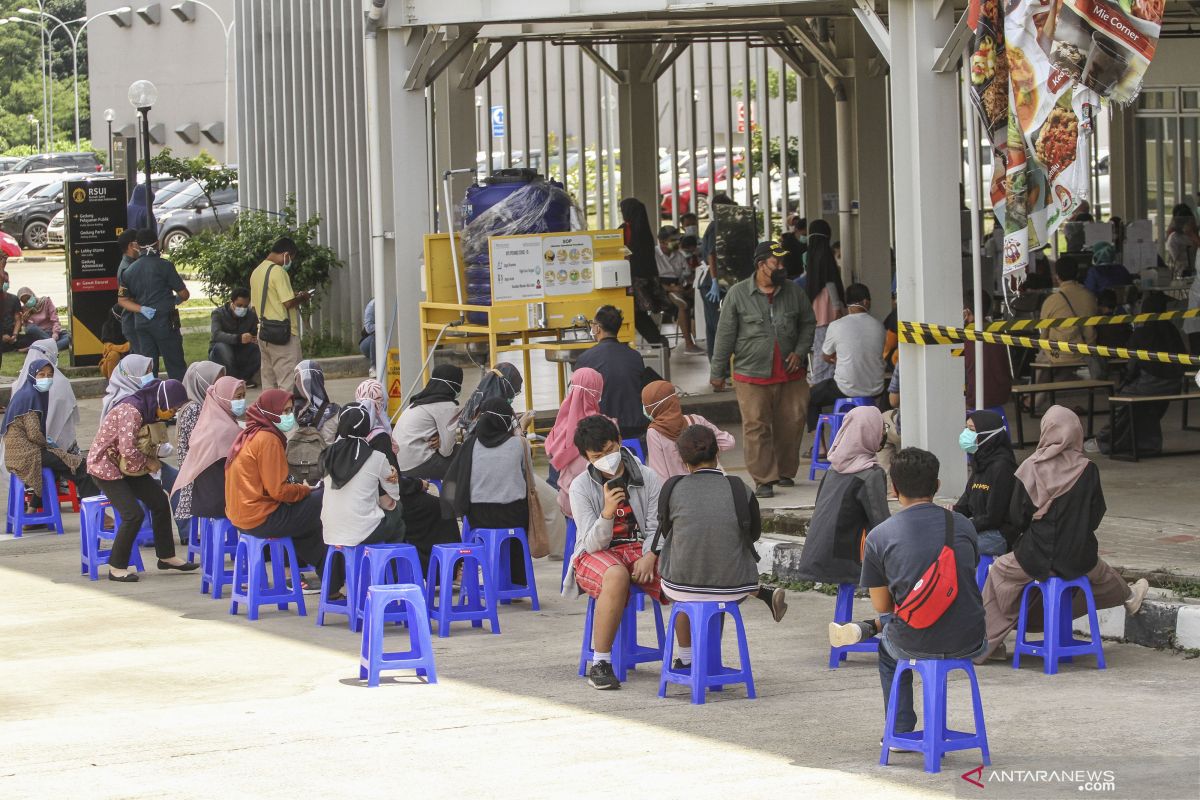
[677,645,693,664]
[593,651,612,665]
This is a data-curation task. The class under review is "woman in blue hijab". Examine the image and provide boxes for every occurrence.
[126,183,155,235]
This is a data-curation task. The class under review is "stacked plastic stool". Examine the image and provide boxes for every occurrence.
[562,518,577,584]
[829,582,880,668]
[6,468,65,537]
[359,584,438,686]
[1013,575,1106,674]
[469,527,540,609]
[809,397,875,480]
[57,477,82,513]
[426,542,500,637]
[880,658,990,774]
[201,518,239,598]
[659,600,756,704]
[353,543,426,632]
[579,585,665,681]
[975,555,996,591]
[229,534,307,620]
[79,495,145,580]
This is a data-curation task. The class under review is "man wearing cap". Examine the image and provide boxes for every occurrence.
[118,229,190,380]
[655,224,703,355]
[710,240,816,498]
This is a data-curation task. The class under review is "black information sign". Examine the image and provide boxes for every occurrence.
[66,178,128,367]
[112,136,137,197]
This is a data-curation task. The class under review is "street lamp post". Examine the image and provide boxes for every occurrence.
[129,80,158,236]
[27,114,39,151]
[104,108,115,166]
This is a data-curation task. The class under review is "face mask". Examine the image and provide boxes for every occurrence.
[139,373,155,387]
[592,451,622,476]
[770,268,787,287]
[275,412,297,433]
[1,282,8,292]
[958,428,979,454]
[797,234,808,244]
[232,305,248,318]
[156,408,175,422]
[230,398,247,417]
[281,257,292,271]
[684,225,698,237]
[34,377,52,393]
[25,297,37,309]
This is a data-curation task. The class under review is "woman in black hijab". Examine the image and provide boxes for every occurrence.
[461,362,523,434]
[395,364,464,479]
[954,409,1019,557]
[805,219,847,384]
[408,364,464,408]
[620,197,669,346]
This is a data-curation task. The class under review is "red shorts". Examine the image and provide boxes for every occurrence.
[574,542,664,602]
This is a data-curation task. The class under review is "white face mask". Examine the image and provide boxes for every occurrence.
[232,305,249,318]
[592,451,622,476]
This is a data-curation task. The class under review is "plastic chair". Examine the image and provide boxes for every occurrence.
[79,495,145,580]
[808,398,875,480]
[1013,576,1106,675]
[201,518,239,598]
[562,518,577,585]
[829,582,880,668]
[621,437,646,463]
[578,585,665,681]
[426,542,500,637]
[975,555,996,592]
[354,543,426,631]
[880,658,990,774]
[185,517,207,565]
[469,527,540,609]
[229,534,308,620]
[6,469,65,537]
[57,477,82,513]
[317,544,366,628]
[659,601,756,704]
[359,585,438,686]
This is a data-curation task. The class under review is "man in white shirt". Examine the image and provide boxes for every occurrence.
[807,282,886,431]
[653,225,703,354]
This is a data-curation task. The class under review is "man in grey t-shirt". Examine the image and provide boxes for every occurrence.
[807,282,885,431]
[829,448,986,735]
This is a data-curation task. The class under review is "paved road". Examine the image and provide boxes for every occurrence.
[6,255,207,307]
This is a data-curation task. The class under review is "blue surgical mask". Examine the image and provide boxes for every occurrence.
[281,257,292,271]
[139,372,155,387]
[1,282,8,292]
[34,377,53,393]
[275,412,296,433]
[958,428,979,454]
[230,398,246,417]
[232,305,248,318]
[25,296,37,308]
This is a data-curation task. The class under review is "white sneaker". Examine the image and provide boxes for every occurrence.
[1124,578,1150,616]
[1083,438,1100,454]
[828,621,865,647]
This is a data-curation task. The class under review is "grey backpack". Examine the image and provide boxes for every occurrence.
[286,426,326,483]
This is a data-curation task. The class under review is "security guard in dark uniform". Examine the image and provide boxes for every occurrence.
[118,229,190,380]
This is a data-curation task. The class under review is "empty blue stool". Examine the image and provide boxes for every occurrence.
[229,534,308,620]
[6,468,65,537]
[201,518,239,598]
[79,495,145,580]
[426,542,500,637]
[808,399,874,480]
[659,601,756,704]
[562,518,577,585]
[355,543,426,631]
[880,658,990,774]
[1013,576,1106,675]
[470,527,540,609]
[185,517,206,565]
[578,585,665,681]
[975,555,996,592]
[359,584,438,687]
[621,437,645,462]
[829,582,879,668]
[317,544,366,628]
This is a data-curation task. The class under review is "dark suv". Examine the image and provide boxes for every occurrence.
[10,152,104,174]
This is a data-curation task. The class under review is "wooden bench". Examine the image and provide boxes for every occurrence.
[1106,392,1200,462]
[1009,380,1115,448]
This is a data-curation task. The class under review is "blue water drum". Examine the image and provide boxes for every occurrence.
[461,169,571,323]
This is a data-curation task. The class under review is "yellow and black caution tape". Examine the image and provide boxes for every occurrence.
[982,307,1199,332]
[898,320,1200,367]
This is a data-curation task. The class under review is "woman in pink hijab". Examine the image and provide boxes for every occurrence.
[976,406,1149,663]
[171,376,246,519]
[544,367,614,519]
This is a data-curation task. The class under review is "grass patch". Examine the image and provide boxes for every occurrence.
[1154,577,1200,600]
[759,575,841,595]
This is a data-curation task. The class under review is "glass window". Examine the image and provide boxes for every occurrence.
[1138,90,1176,111]
[1182,90,1199,110]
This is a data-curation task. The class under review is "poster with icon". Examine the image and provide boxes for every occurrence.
[490,235,545,302]
[542,234,594,297]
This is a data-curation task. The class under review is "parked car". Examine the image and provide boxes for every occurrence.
[0,157,21,174]
[47,174,177,247]
[9,152,104,174]
[0,173,69,212]
[155,182,240,251]
[0,173,97,249]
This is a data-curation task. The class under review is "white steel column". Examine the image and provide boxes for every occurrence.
[888,0,968,491]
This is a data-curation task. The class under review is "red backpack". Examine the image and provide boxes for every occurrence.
[895,510,959,629]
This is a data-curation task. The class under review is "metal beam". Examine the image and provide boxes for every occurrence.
[457,38,493,90]
[403,27,441,90]
[851,0,891,65]
[932,10,972,73]
[638,39,674,83]
[766,35,813,79]
[472,39,519,88]
[786,22,845,79]
[580,42,625,84]
[647,41,690,83]
[423,24,482,87]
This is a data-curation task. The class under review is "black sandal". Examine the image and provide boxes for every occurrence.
[108,571,139,583]
[157,560,200,572]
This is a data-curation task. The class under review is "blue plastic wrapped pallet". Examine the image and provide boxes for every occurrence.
[460,168,574,323]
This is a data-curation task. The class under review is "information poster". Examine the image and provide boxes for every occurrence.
[542,234,594,297]
[66,179,128,367]
[490,235,544,302]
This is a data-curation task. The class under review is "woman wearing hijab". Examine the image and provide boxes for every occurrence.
[126,184,151,232]
[225,389,326,590]
[11,338,81,452]
[4,359,97,509]
[461,362,524,436]
[172,373,243,520]
[545,368,610,517]
[620,197,670,347]
[293,359,340,444]
[172,361,225,516]
[794,406,891,586]
[1082,242,1133,296]
[954,409,1019,557]
[101,354,155,419]
[354,378,393,440]
[804,219,846,385]
[394,364,463,479]
[976,406,1149,662]
[86,379,194,582]
[642,380,734,479]
[15,287,70,351]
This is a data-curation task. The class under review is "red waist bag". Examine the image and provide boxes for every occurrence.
[895,509,959,629]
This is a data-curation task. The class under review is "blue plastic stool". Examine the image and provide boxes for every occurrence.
[975,555,996,592]
[621,437,646,463]
[185,517,206,565]
[359,585,438,686]
[562,518,577,585]
[6,469,65,537]
[578,585,665,681]
[829,582,880,668]
[79,495,145,579]
[1013,576,1106,674]
[426,542,500,637]
[470,527,540,609]
[355,543,426,631]
[201,518,239,598]
[229,534,308,620]
[659,601,756,704]
[317,544,366,628]
[880,658,990,774]
[979,406,1011,434]
[807,398,874,480]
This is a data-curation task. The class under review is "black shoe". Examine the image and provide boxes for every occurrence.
[672,658,692,671]
[157,559,200,572]
[588,661,621,690]
[108,571,139,583]
[776,477,795,488]
[755,484,774,499]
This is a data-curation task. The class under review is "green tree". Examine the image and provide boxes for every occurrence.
[730,67,798,103]
[0,0,91,145]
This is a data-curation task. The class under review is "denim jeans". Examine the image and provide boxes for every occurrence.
[25,326,70,351]
[877,615,988,733]
[976,529,1008,556]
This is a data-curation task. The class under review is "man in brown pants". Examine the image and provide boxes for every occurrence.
[710,241,816,498]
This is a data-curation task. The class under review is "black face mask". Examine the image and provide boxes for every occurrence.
[770,268,787,286]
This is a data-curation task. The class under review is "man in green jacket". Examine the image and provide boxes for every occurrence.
[710,240,817,497]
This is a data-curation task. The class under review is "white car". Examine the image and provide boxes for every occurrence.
[47,209,65,248]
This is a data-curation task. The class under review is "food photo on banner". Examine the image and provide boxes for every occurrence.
[966,0,1165,280]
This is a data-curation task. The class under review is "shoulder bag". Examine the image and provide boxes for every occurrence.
[257,264,292,345]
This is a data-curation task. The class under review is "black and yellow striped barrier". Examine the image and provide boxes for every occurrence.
[982,307,1199,332]
[897,320,1200,367]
